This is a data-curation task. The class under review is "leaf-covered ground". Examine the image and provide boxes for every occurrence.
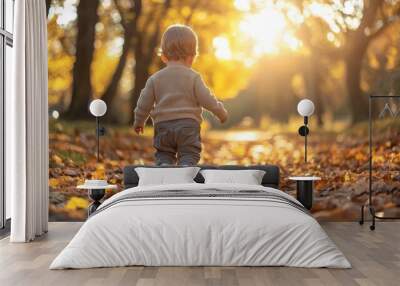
[49,121,400,221]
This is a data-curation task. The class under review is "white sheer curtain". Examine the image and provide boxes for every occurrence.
[7,0,49,242]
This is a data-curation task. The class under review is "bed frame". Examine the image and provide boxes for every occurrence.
[123,165,280,189]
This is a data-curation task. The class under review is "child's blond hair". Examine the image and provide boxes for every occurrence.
[160,24,198,61]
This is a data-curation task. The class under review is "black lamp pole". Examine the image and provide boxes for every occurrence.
[304,116,308,163]
[96,116,100,163]
[94,117,106,163]
[89,99,107,163]
[298,116,309,163]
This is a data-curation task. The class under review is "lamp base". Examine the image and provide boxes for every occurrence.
[87,188,105,216]
[296,180,313,210]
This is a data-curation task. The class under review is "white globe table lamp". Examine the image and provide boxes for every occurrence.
[297,99,315,117]
[90,99,107,117]
[297,99,315,163]
[89,99,107,163]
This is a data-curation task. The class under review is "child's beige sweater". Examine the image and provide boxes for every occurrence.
[134,62,227,126]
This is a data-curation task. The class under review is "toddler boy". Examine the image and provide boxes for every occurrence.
[133,24,228,165]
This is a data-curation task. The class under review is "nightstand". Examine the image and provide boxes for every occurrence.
[289,176,321,210]
[77,180,118,216]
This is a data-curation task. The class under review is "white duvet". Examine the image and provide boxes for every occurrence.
[50,183,351,269]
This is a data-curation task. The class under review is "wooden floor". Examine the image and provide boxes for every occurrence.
[0,222,399,286]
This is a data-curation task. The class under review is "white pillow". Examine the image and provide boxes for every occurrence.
[135,167,200,186]
[200,169,266,185]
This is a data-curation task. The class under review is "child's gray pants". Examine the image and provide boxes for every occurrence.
[153,118,201,166]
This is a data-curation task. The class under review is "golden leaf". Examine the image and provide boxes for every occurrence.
[65,197,89,211]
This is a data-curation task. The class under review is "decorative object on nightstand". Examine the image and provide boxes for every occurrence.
[77,180,117,216]
[89,99,107,163]
[297,99,315,163]
[289,176,321,210]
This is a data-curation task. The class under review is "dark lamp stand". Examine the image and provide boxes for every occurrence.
[296,180,313,210]
[298,116,310,163]
[88,189,105,216]
[95,117,106,163]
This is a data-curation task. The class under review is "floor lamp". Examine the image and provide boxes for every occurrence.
[89,99,107,163]
[297,99,315,163]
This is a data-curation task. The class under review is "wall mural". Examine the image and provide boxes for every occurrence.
[47,0,400,222]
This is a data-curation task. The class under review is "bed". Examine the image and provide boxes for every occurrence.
[50,165,350,269]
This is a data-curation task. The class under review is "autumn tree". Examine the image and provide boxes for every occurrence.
[65,0,100,119]
[288,16,333,126]
[341,0,400,122]
[128,0,172,123]
[288,0,400,123]
[101,0,142,122]
[47,1,77,109]
[365,30,400,96]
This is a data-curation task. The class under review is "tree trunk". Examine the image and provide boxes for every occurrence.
[46,0,52,17]
[101,28,134,122]
[65,0,100,120]
[345,44,369,124]
[311,73,324,127]
[314,88,324,127]
[343,0,382,124]
[129,34,158,124]
[129,0,171,123]
[306,55,324,127]
[131,53,150,123]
